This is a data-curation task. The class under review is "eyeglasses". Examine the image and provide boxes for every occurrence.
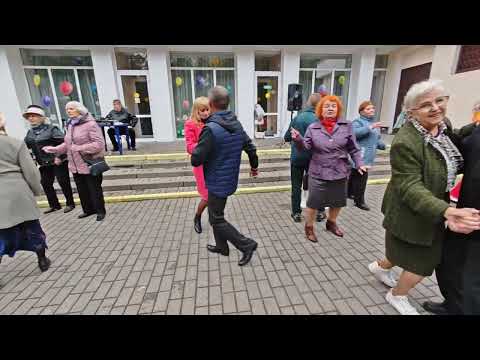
[411,96,449,113]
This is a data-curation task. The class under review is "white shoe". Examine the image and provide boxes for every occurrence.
[385,289,419,315]
[368,261,398,288]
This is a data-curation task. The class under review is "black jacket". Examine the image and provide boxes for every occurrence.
[457,123,480,241]
[24,123,66,166]
[191,111,258,169]
[105,108,138,127]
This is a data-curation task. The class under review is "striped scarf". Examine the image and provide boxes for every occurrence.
[411,119,464,191]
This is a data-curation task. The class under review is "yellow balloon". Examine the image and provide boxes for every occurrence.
[338,75,346,86]
[134,92,140,98]
[265,92,271,99]
[33,74,41,87]
[175,77,183,87]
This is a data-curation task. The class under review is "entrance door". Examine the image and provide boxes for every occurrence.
[394,62,432,126]
[117,71,153,137]
[255,72,280,138]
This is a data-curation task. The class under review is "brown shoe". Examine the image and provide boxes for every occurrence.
[326,220,344,237]
[305,224,318,243]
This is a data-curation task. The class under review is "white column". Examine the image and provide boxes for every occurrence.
[346,48,376,121]
[0,47,27,140]
[5,47,31,112]
[379,52,403,130]
[280,49,300,137]
[147,46,175,142]
[235,49,255,139]
[90,47,119,117]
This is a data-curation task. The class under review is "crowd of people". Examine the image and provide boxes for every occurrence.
[0,79,479,315]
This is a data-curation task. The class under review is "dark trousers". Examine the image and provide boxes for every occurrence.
[435,232,466,314]
[208,192,256,253]
[348,170,369,204]
[291,163,324,215]
[73,173,106,215]
[463,237,480,314]
[39,162,75,208]
[107,127,136,149]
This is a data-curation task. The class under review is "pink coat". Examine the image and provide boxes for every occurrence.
[53,114,105,174]
[185,119,208,201]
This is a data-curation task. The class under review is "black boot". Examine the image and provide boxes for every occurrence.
[36,249,51,272]
[238,242,258,266]
[207,244,229,256]
[63,205,75,213]
[194,214,202,233]
[422,301,449,315]
[44,206,61,214]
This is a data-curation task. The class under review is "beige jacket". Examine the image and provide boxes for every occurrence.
[0,134,42,228]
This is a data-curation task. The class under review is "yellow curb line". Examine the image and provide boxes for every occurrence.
[36,178,391,208]
[106,148,292,162]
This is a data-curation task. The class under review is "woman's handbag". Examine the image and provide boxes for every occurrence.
[83,157,110,176]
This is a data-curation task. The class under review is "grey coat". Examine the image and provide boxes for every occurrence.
[0,135,42,229]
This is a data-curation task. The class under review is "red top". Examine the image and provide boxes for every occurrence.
[184,118,205,155]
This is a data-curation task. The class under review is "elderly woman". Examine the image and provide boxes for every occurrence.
[43,101,107,221]
[0,113,51,272]
[291,95,368,241]
[23,105,75,214]
[348,101,386,211]
[367,80,480,315]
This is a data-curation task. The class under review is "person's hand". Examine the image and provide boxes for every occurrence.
[42,146,56,154]
[250,168,259,178]
[371,122,382,129]
[358,165,370,175]
[54,157,62,166]
[445,207,480,234]
[291,128,300,140]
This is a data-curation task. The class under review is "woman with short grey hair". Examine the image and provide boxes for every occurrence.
[43,101,107,221]
[367,79,480,315]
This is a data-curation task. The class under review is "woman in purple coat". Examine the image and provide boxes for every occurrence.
[292,95,368,241]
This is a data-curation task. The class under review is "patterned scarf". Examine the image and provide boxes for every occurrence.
[411,119,464,191]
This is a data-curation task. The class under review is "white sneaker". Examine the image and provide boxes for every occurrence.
[386,289,419,315]
[368,261,398,288]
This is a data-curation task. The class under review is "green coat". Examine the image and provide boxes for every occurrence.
[382,121,451,248]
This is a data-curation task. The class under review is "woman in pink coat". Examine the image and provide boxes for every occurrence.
[43,101,107,222]
[185,97,210,233]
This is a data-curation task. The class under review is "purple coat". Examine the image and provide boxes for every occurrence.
[293,118,364,180]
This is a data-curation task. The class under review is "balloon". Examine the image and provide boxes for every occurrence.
[41,95,52,107]
[265,92,271,99]
[134,92,140,98]
[33,74,41,87]
[338,75,346,86]
[59,81,73,96]
[175,77,183,87]
[182,99,190,110]
[196,75,206,88]
[210,57,221,67]
[317,84,328,94]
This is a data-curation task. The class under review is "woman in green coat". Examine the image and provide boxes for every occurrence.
[367,80,480,315]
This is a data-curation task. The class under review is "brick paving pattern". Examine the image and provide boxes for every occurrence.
[0,184,442,315]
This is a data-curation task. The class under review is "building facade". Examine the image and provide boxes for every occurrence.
[11,45,473,142]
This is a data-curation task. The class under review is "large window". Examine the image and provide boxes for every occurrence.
[456,45,480,74]
[170,53,235,138]
[22,49,100,128]
[370,55,389,120]
[299,54,352,112]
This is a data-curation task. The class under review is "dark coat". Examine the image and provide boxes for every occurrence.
[284,106,317,167]
[24,123,66,166]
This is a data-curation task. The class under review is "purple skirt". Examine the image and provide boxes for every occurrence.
[0,220,47,258]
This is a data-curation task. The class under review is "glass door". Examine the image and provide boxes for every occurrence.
[117,72,153,137]
[255,72,280,138]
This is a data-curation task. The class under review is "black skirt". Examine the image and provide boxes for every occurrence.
[306,176,348,209]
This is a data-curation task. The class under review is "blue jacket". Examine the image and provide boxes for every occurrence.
[191,111,258,198]
[284,106,317,167]
[351,115,386,167]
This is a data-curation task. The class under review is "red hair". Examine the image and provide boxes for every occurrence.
[358,100,374,114]
[315,95,343,120]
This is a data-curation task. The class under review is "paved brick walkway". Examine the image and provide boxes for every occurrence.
[0,184,442,315]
